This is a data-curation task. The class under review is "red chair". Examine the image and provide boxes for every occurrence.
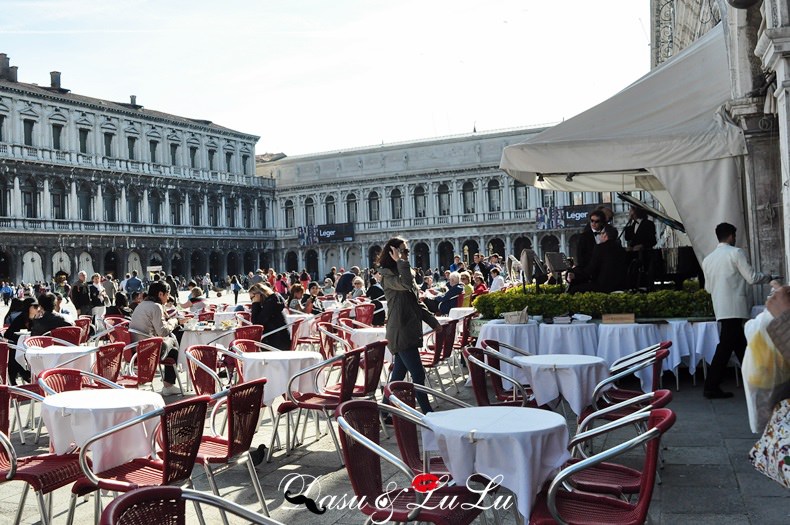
[455,292,465,308]
[92,342,125,385]
[353,303,375,325]
[0,385,87,525]
[463,346,535,407]
[480,340,534,401]
[336,399,484,525]
[51,326,84,346]
[66,396,211,525]
[288,317,306,349]
[235,324,263,342]
[184,345,225,397]
[116,337,163,389]
[326,340,387,399]
[419,322,454,394]
[235,310,251,323]
[24,336,56,348]
[195,378,271,520]
[529,408,676,525]
[75,317,92,343]
[295,310,333,351]
[99,486,284,525]
[198,311,214,322]
[38,367,122,394]
[1,342,44,445]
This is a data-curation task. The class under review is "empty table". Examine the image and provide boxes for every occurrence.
[422,406,570,522]
[478,319,540,378]
[513,354,610,415]
[538,322,598,356]
[239,350,324,405]
[41,389,165,472]
[25,345,97,377]
[180,328,235,368]
[597,323,663,392]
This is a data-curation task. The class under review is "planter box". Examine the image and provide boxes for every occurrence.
[602,313,636,324]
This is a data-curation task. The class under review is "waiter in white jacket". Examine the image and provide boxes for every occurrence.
[701,222,773,399]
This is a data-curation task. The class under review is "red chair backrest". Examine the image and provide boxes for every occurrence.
[423,323,451,367]
[236,311,251,323]
[25,336,54,348]
[0,342,8,385]
[235,324,263,342]
[634,408,676,518]
[383,381,422,472]
[198,311,214,322]
[0,384,9,438]
[440,319,458,360]
[456,293,465,308]
[160,396,210,484]
[463,346,494,407]
[51,326,83,346]
[39,368,92,393]
[317,322,342,360]
[229,338,260,354]
[354,303,375,326]
[93,342,124,383]
[74,317,92,343]
[289,318,305,349]
[335,348,363,403]
[336,308,352,320]
[357,341,387,398]
[131,337,164,386]
[185,345,220,396]
[336,399,386,504]
[226,378,267,458]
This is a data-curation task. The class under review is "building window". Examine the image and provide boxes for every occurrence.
[242,154,249,175]
[189,198,201,226]
[438,184,450,216]
[103,133,113,157]
[0,115,5,142]
[568,191,583,206]
[128,193,139,223]
[541,190,555,208]
[325,196,336,224]
[170,143,179,165]
[599,192,613,204]
[149,140,158,163]
[208,149,216,171]
[79,129,89,154]
[284,200,294,229]
[22,189,36,218]
[189,146,198,169]
[305,197,315,226]
[103,189,116,222]
[368,191,380,222]
[258,200,267,228]
[414,186,426,218]
[78,187,91,221]
[52,124,63,150]
[226,198,236,227]
[0,179,9,216]
[208,199,219,227]
[170,199,181,225]
[390,188,402,220]
[513,181,527,210]
[149,192,161,224]
[225,151,233,172]
[127,136,136,160]
[462,182,475,214]
[243,202,252,229]
[487,179,501,212]
[346,194,357,223]
[23,119,35,146]
[51,182,66,220]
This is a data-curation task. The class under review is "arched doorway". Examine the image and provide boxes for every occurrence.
[78,252,95,276]
[104,251,118,277]
[305,249,318,280]
[0,251,10,282]
[209,251,222,280]
[367,245,381,269]
[437,241,454,271]
[285,251,298,272]
[171,252,184,278]
[540,235,560,258]
[52,250,71,277]
[244,251,257,274]
[462,240,479,266]
[149,252,163,267]
[227,252,240,277]
[487,238,505,259]
[513,236,533,258]
[190,251,204,279]
[413,242,430,272]
[22,251,44,284]
[325,248,341,275]
[127,252,143,276]
[347,247,361,269]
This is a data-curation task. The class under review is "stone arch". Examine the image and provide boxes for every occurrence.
[413,242,430,272]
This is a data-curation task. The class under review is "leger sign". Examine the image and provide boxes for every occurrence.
[316,223,354,244]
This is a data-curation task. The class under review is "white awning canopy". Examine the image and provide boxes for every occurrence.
[500,25,747,261]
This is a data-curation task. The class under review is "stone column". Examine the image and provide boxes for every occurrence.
[119,186,128,223]
[69,179,78,220]
[42,179,51,219]
[11,175,20,217]
[164,190,171,225]
[142,190,150,225]
[95,184,103,223]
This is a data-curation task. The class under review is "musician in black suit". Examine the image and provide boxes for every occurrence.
[567,218,627,293]
[623,206,658,288]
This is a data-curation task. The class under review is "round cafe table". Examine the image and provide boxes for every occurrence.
[422,406,570,522]
[538,322,598,356]
[477,319,539,378]
[25,345,97,377]
[597,323,663,392]
[238,350,324,405]
[40,389,165,472]
[513,354,610,415]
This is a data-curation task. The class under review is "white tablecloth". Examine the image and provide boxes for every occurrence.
[513,354,609,415]
[284,312,314,339]
[422,406,570,521]
[691,321,719,370]
[449,307,476,320]
[213,311,239,323]
[538,322,598,356]
[41,389,164,472]
[25,345,97,377]
[239,350,323,405]
[597,323,662,392]
[180,329,235,369]
[478,319,540,378]
[657,320,694,374]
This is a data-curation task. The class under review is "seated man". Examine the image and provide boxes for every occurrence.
[567,222,627,293]
[489,267,506,292]
[31,292,74,335]
[423,271,464,315]
[129,281,185,396]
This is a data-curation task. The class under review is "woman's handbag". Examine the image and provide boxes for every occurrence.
[748,398,790,489]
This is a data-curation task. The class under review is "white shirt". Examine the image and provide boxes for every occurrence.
[702,242,770,320]
[489,275,506,292]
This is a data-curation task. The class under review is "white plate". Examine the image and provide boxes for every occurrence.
[572,314,592,323]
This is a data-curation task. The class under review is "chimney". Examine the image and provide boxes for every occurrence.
[0,54,8,80]
[130,95,137,106]
[8,66,17,82]
[50,71,61,89]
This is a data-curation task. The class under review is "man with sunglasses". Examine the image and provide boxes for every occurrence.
[567,209,626,293]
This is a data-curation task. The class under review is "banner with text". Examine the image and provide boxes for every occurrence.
[536,204,600,230]
[298,223,355,246]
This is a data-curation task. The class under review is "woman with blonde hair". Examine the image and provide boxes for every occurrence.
[460,271,474,307]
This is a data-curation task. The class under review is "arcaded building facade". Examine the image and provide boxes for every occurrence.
[0,54,276,285]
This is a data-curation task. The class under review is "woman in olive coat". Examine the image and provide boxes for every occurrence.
[378,236,439,413]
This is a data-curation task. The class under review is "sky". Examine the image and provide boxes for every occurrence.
[1,0,651,156]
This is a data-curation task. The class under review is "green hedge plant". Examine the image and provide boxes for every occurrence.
[472,286,714,319]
